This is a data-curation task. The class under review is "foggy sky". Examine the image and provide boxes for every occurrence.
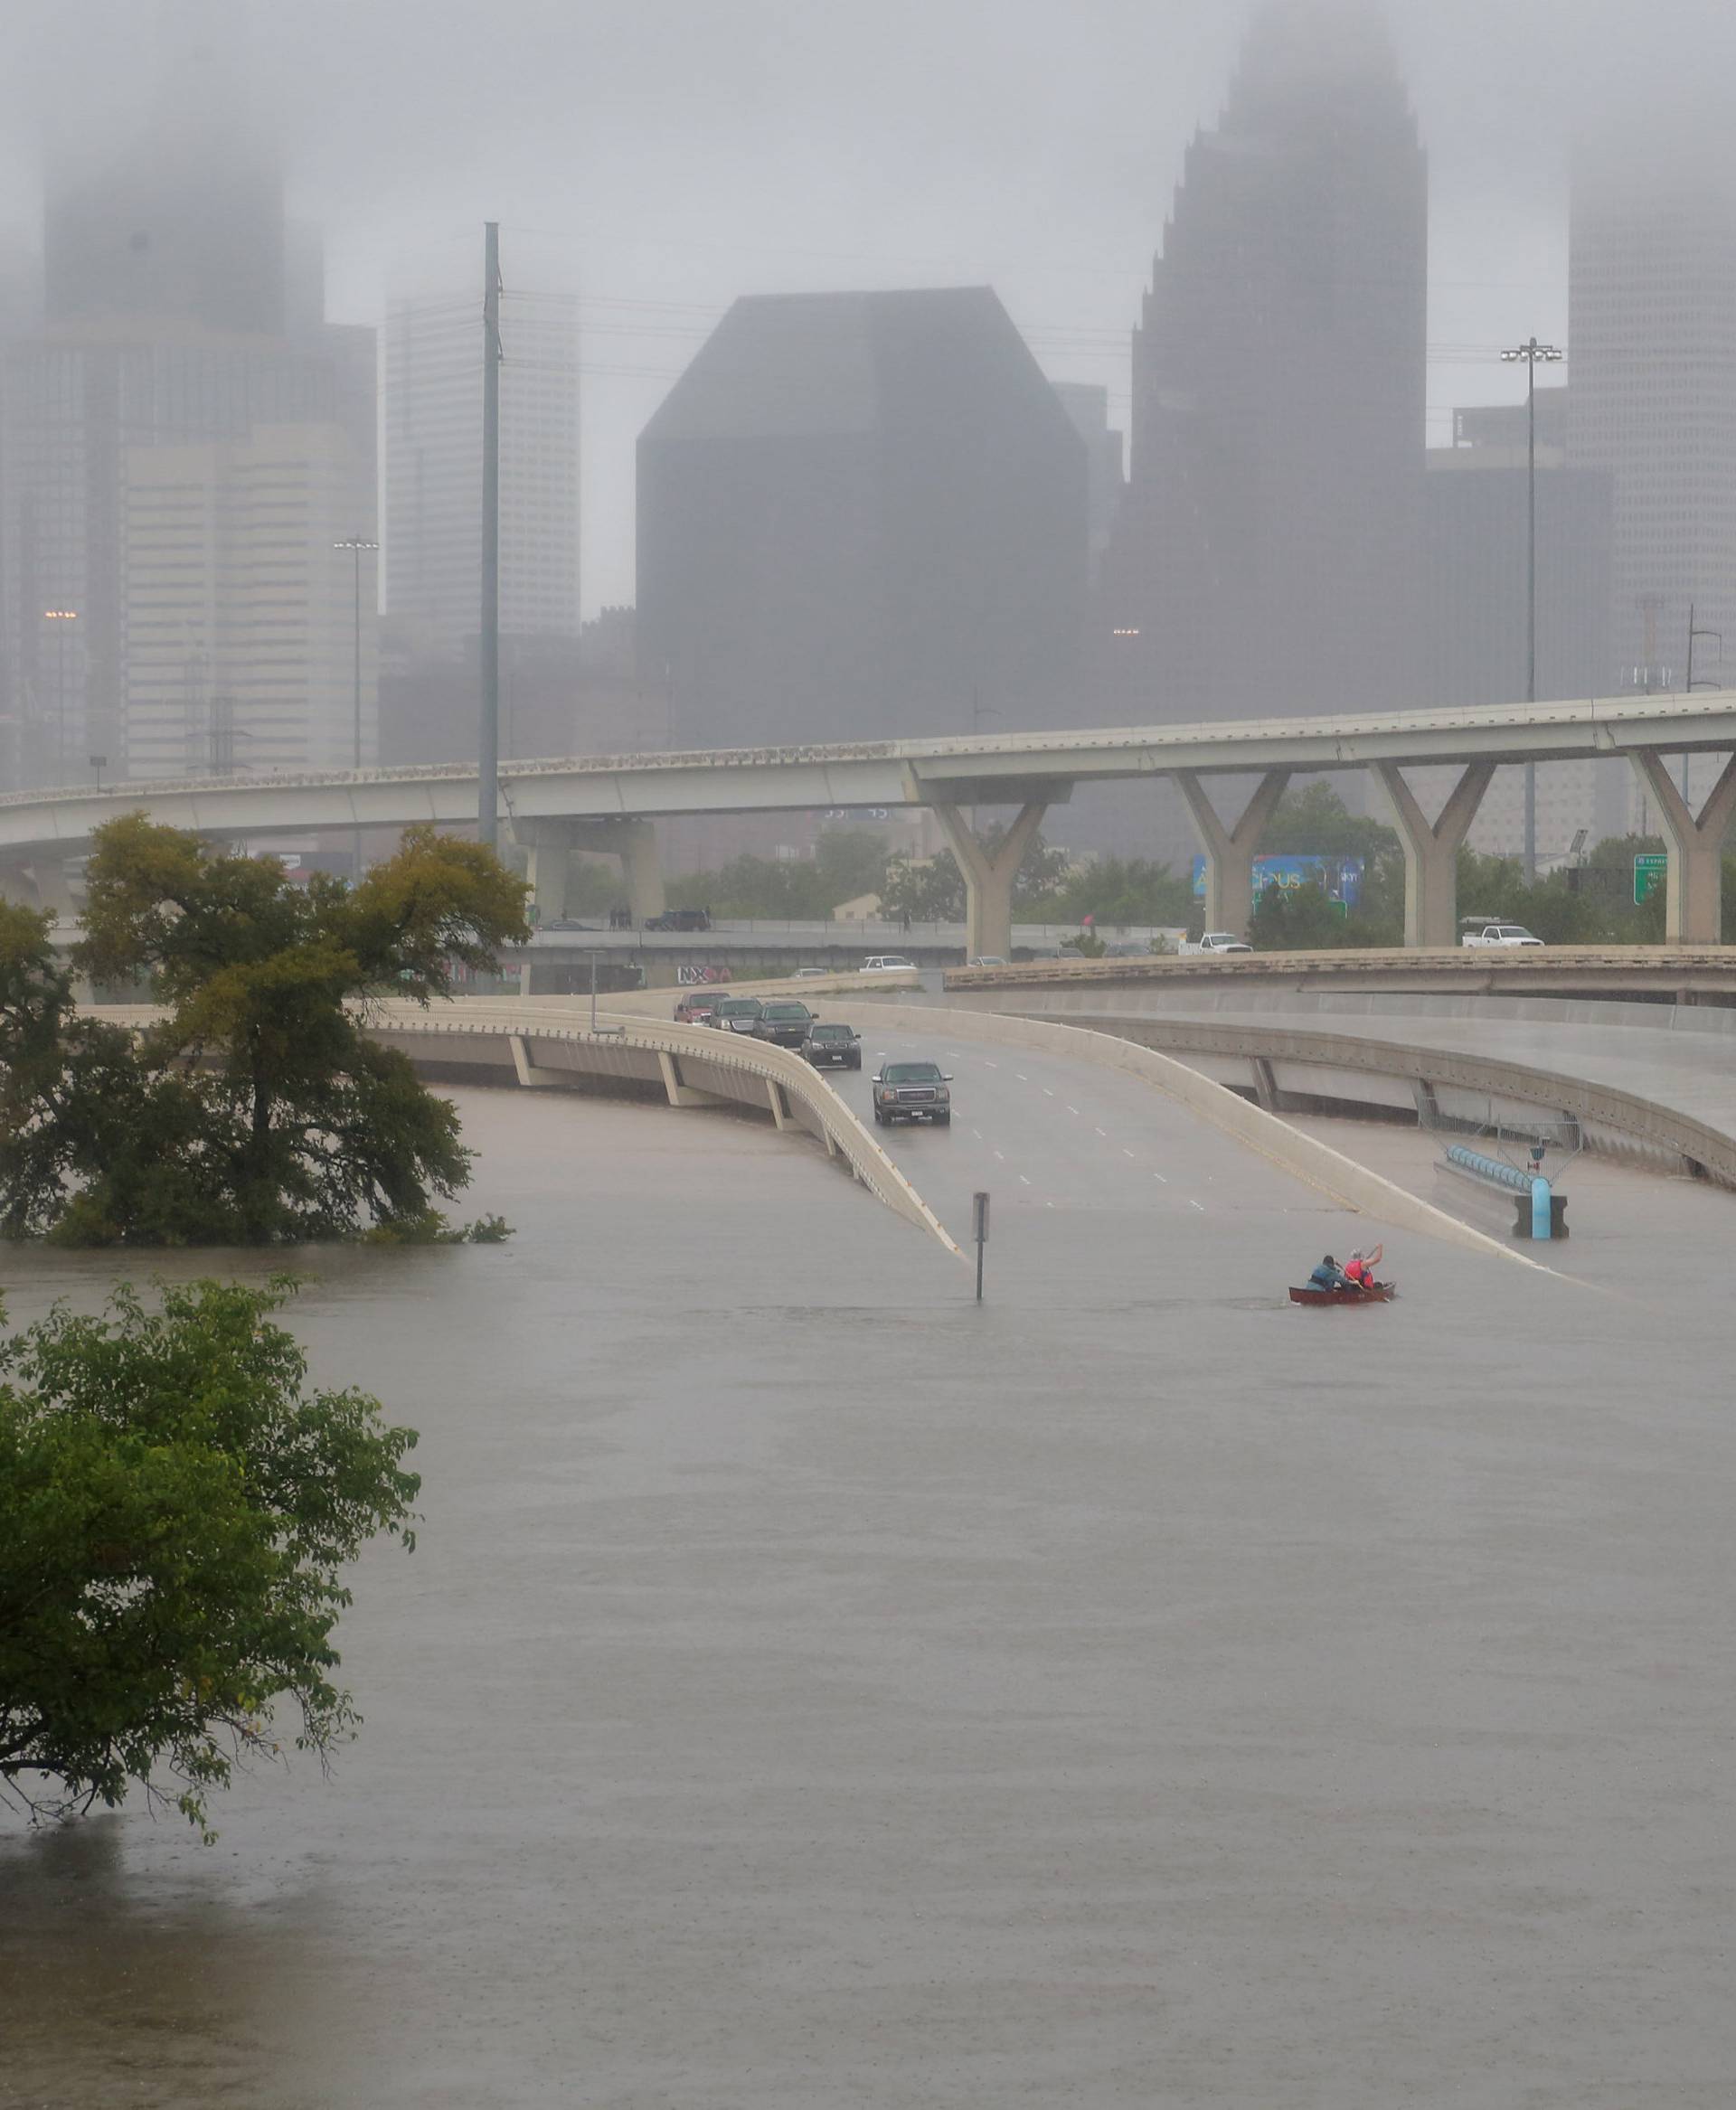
[2,0,1727,615]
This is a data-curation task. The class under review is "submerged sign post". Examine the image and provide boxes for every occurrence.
[972,1191,990,1303]
[1634,852,1667,905]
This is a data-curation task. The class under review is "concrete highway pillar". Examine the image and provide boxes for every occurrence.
[1373,760,1495,948]
[1173,769,1290,936]
[1630,749,1736,945]
[931,799,1048,960]
[612,819,666,924]
[516,822,573,926]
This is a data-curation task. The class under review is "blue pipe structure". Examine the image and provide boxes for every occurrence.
[1443,1144,1555,1240]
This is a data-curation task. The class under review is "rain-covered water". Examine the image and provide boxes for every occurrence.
[3,1083,1732,2108]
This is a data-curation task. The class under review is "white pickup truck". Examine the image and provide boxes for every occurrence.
[1460,921,1543,948]
[1178,931,1253,956]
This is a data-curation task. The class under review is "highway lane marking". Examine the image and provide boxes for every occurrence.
[1014,1072,1028,1081]
[1043,1088,1055,1097]
[1188,1199,1206,1211]
[994,1149,1006,1162]
[984,1060,1000,1069]
[1019,1174,1032,1186]
[1094,1126,1109,1137]
[1153,1172,1169,1185]
[1067,1105,1080,1116]
[1123,1148,1137,1160]
[972,1128,984,1139]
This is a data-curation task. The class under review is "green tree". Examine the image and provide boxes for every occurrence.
[1249,878,1360,950]
[1026,856,1195,928]
[0,1279,420,1838]
[1,818,531,1244]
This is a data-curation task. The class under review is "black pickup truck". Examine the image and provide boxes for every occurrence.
[644,907,712,932]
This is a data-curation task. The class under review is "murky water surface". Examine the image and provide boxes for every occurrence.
[3,1086,1732,2107]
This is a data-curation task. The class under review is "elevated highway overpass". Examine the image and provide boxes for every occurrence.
[7,686,1736,951]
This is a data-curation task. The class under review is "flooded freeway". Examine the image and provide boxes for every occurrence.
[3,1069,1733,2108]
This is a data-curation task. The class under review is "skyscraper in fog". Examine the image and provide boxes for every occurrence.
[1099,0,1427,723]
[637,286,1086,750]
[0,2,375,788]
[1569,157,1736,779]
[384,291,581,656]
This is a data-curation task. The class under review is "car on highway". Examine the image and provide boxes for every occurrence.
[862,954,918,974]
[708,995,765,1033]
[1461,920,1544,948]
[751,999,817,1048]
[673,990,724,1023]
[792,966,831,979]
[644,907,712,932]
[802,1022,862,1069]
[871,1059,952,1126]
[1178,932,1253,955]
[968,955,1008,967]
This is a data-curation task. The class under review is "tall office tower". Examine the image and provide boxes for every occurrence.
[1569,155,1736,813]
[384,289,581,659]
[0,2,375,791]
[1052,381,1126,595]
[1099,0,1427,725]
[122,426,373,780]
[637,286,1087,751]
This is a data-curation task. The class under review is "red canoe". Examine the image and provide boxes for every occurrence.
[1288,1281,1397,1306]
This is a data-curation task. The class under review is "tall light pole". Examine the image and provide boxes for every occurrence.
[480,221,502,851]
[42,608,78,784]
[1500,337,1562,881]
[334,538,378,880]
[1685,601,1723,802]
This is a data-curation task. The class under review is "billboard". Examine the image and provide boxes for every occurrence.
[1191,854,1363,908]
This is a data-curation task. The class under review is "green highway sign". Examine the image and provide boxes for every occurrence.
[1634,852,1667,905]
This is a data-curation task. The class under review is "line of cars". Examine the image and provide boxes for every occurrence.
[668,989,952,1124]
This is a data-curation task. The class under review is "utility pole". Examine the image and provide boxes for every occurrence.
[334,537,378,878]
[480,221,502,851]
[1500,336,1562,881]
[1685,600,1724,803]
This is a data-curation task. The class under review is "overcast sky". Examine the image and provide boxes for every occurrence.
[2,0,1726,615]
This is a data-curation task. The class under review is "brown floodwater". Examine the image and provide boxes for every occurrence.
[3,1077,1733,2108]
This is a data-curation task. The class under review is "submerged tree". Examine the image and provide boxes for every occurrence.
[0,818,530,1245]
[0,1279,420,1838]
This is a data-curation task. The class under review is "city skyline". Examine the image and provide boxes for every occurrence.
[11,0,1733,618]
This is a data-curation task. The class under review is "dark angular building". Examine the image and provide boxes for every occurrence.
[637,287,1088,750]
[1099,0,1428,724]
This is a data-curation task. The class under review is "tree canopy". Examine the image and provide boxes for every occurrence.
[0,1278,420,1838]
[0,818,529,1244]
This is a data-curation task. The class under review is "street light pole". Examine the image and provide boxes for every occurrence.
[1500,336,1562,882]
[42,608,78,785]
[333,539,378,880]
[1685,600,1724,800]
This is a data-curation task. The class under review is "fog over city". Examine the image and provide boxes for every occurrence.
[2,0,1728,612]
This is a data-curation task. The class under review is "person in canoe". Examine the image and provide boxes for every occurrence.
[1343,1245,1384,1291]
[1307,1254,1354,1293]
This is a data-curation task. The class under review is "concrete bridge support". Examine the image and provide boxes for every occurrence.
[1174,769,1290,937]
[1373,760,1495,948]
[0,857,78,918]
[514,818,666,927]
[1630,749,1736,945]
[931,799,1048,961]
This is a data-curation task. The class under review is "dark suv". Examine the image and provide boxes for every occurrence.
[751,1000,816,1049]
[707,995,764,1034]
[872,1060,952,1126]
[645,907,712,932]
[802,1022,861,1070]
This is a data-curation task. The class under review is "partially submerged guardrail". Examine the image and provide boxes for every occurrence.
[366,999,963,1260]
